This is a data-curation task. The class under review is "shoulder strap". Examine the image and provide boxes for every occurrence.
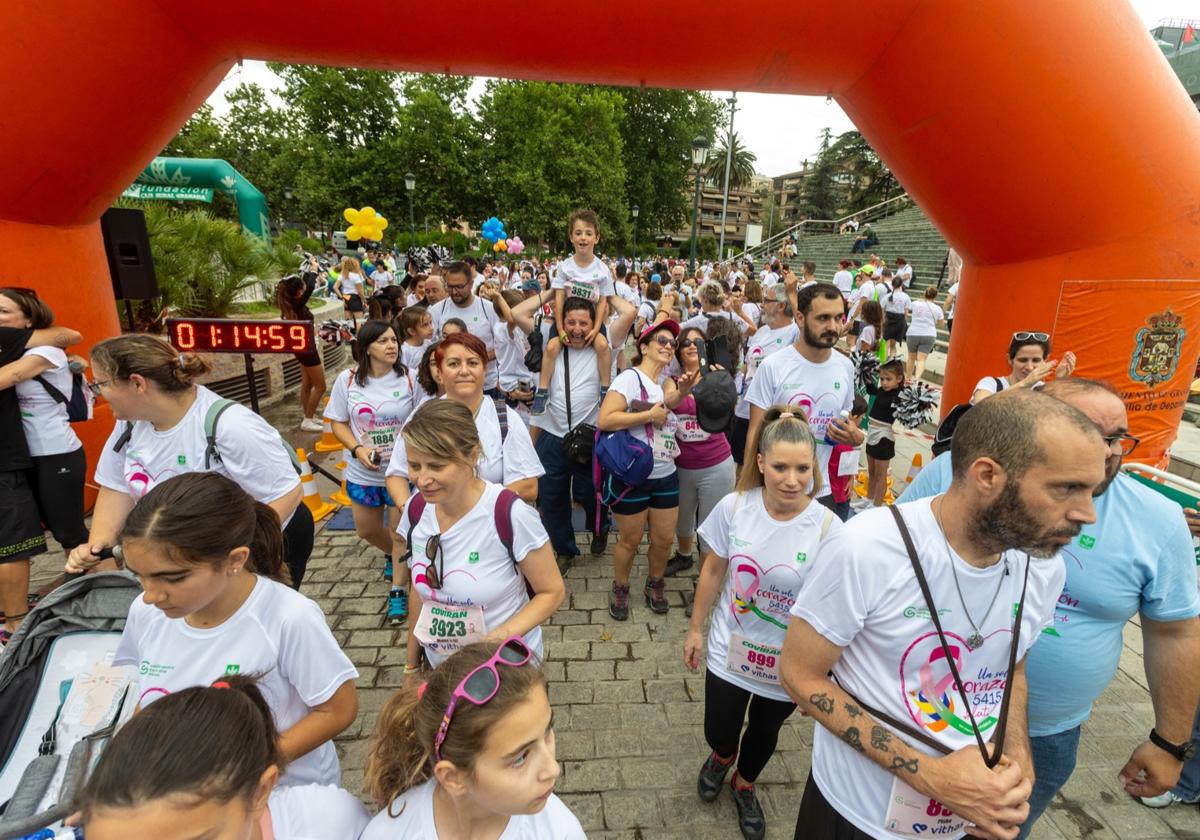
[113,421,135,453]
[819,507,835,541]
[32,375,68,404]
[495,398,510,444]
[403,493,428,559]
[202,398,238,469]
[563,345,573,429]
[494,488,519,566]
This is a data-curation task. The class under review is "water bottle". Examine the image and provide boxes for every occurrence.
[823,410,851,446]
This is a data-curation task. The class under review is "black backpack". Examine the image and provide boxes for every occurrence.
[34,372,89,422]
[931,377,1002,457]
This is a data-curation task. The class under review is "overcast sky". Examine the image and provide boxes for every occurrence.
[207,0,1192,178]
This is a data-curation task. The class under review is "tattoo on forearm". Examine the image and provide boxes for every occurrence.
[841,726,866,753]
[870,725,891,752]
[890,755,920,774]
[809,693,835,715]
[844,702,862,717]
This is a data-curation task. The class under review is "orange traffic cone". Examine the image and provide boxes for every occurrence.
[314,398,341,453]
[296,448,336,521]
[330,455,353,506]
[905,452,924,486]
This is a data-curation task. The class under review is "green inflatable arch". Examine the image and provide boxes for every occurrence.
[127,156,271,243]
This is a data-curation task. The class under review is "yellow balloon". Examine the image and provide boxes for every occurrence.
[497,239,508,251]
[364,226,384,241]
[346,224,364,240]
[376,216,389,232]
[343,207,359,224]
[360,207,377,222]
[493,242,502,252]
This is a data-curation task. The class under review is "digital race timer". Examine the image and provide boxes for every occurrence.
[165,318,315,355]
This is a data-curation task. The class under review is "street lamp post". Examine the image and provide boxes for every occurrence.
[718,92,737,260]
[632,204,639,263]
[404,172,416,249]
[688,135,709,276]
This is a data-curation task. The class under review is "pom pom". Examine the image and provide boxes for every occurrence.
[850,349,880,394]
[319,319,357,346]
[406,246,432,274]
[894,381,939,429]
[428,244,453,266]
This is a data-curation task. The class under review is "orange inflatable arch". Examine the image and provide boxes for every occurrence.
[4,0,1200,469]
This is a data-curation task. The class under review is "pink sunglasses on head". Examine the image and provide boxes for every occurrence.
[433,635,534,762]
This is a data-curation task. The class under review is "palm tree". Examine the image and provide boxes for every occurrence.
[704,132,757,191]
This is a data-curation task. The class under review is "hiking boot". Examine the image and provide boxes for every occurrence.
[609,582,630,621]
[731,780,766,840]
[697,752,733,802]
[665,552,694,577]
[590,530,609,555]
[387,588,408,625]
[644,576,669,614]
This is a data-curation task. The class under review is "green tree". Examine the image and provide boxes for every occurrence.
[704,132,757,191]
[476,80,628,251]
[162,104,224,159]
[826,130,901,212]
[799,128,839,220]
[609,88,722,246]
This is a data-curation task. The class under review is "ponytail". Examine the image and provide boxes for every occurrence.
[120,472,291,585]
[79,675,283,822]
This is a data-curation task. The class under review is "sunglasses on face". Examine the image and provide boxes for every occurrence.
[678,338,700,349]
[433,636,534,761]
[1013,331,1049,342]
[652,335,677,348]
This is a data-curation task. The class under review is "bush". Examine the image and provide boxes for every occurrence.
[119,202,285,328]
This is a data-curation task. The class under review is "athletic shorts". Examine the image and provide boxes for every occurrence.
[865,437,896,460]
[906,334,935,355]
[346,480,396,508]
[293,349,322,368]
[0,470,48,564]
[603,470,680,516]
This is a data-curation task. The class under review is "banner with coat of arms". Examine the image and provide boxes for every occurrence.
[1052,280,1200,467]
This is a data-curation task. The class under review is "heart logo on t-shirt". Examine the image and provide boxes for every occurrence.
[126,461,179,499]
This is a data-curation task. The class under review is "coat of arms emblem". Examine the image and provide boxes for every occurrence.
[1129,308,1184,388]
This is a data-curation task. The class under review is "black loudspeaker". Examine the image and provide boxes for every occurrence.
[100,207,159,300]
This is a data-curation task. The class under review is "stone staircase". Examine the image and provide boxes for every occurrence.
[778,205,954,356]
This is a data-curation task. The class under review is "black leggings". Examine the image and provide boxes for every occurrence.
[282,504,313,589]
[29,449,89,551]
[704,668,796,784]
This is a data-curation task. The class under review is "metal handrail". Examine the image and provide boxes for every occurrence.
[731,193,913,265]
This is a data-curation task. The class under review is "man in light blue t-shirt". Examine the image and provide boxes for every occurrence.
[902,379,1200,836]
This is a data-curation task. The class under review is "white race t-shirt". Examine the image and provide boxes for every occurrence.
[615,280,641,307]
[95,385,299,504]
[856,325,878,351]
[907,301,944,338]
[387,397,544,487]
[681,310,749,336]
[493,321,534,392]
[609,367,677,479]
[530,345,601,439]
[971,375,1020,404]
[324,368,418,487]
[16,346,82,456]
[744,346,855,498]
[882,290,910,315]
[400,338,434,371]
[370,270,394,289]
[789,499,1062,839]
[339,273,364,295]
[361,778,586,840]
[399,481,550,666]
[832,270,854,296]
[113,576,358,787]
[849,282,877,320]
[697,490,841,702]
[740,301,762,328]
[428,297,500,389]
[551,256,615,305]
[268,784,371,839]
[736,322,800,420]
[895,263,913,288]
[946,282,960,318]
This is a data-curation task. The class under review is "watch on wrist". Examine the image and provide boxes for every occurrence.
[1150,728,1196,761]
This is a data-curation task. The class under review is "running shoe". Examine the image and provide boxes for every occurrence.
[1139,790,1200,808]
[609,582,630,621]
[299,418,324,432]
[731,780,766,840]
[387,588,408,625]
[697,752,733,802]
[556,553,575,576]
[644,576,668,614]
[590,530,609,555]
[665,552,694,576]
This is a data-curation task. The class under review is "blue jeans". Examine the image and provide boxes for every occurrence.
[534,430,609,556]
[1171,706,1200,800]
[1018,726,1082,839]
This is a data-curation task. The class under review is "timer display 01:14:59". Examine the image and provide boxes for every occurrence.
[165,318,315,355]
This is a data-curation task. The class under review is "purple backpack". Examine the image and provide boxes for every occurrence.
[593,372,655,525]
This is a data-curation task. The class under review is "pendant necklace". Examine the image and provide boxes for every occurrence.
[935,497,1008,651]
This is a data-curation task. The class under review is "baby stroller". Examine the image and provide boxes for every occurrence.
[0,572,141,839]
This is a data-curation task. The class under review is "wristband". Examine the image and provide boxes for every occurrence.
[403,664,421,675]
[352,444,363,457]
